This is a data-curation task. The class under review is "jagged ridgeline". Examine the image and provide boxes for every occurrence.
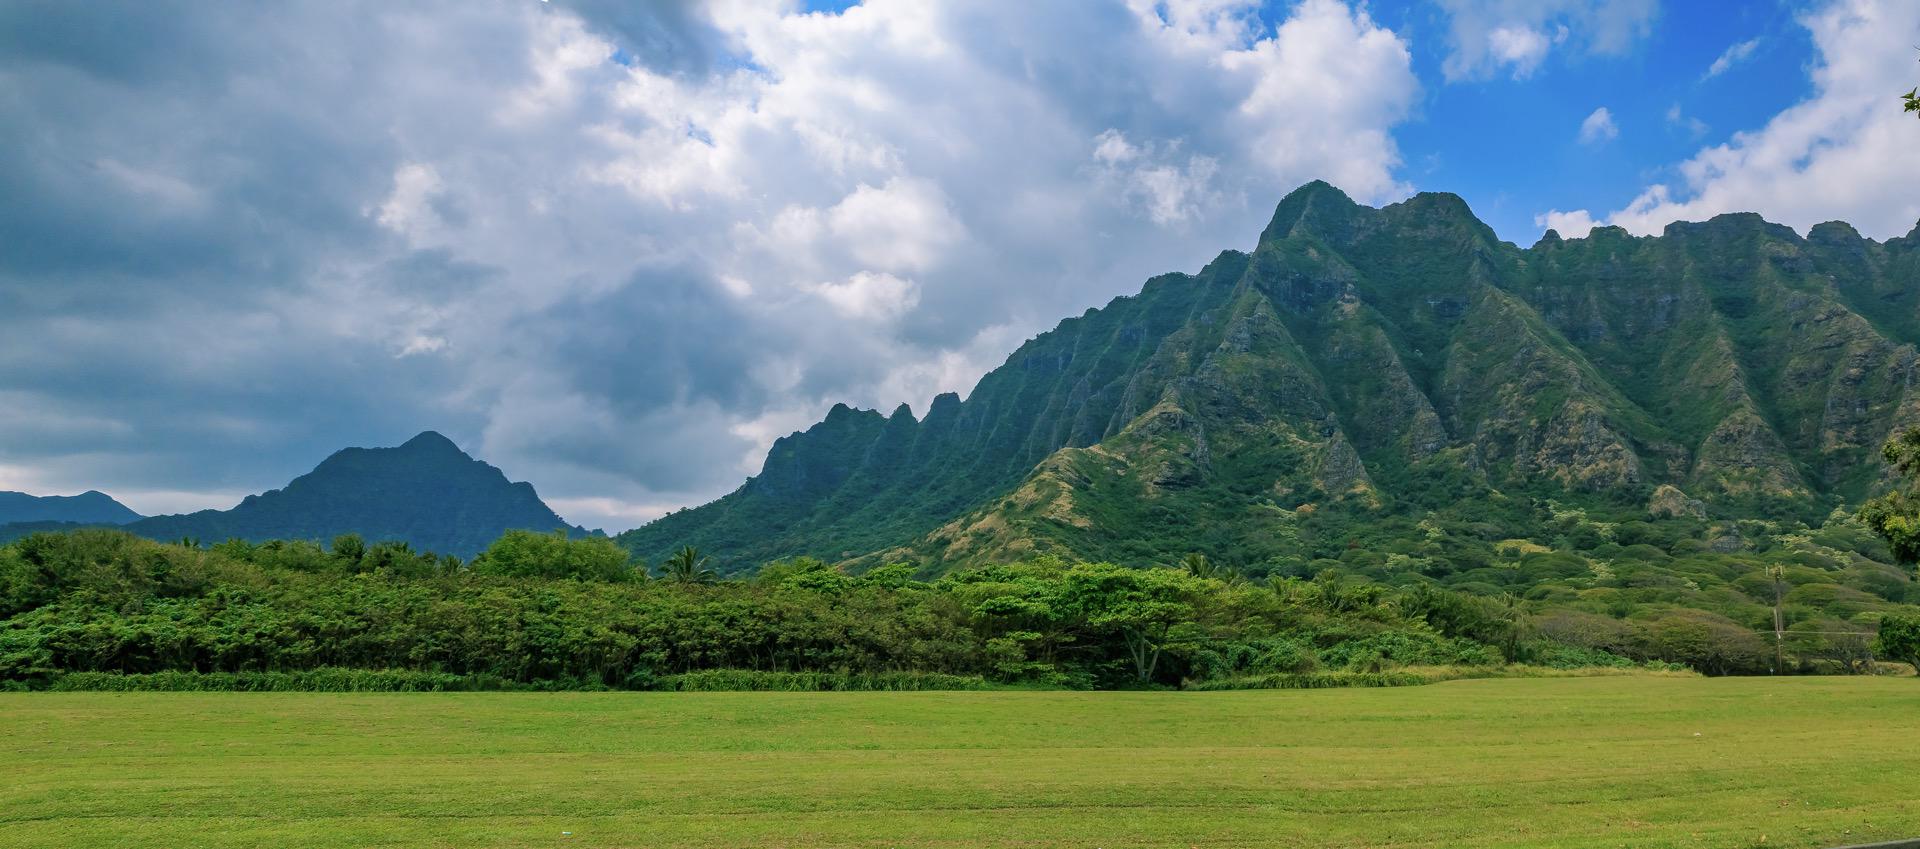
[620,182,1920,574]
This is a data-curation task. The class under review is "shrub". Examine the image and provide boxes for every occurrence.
[470,530,638,582]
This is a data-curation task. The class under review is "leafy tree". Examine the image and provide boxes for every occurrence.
[658,545,717,584]
[1062,563,1201,683]
[1877,611,1920,675]
[470,530,635,582]
[1858,428,1920,567]
[330,534,366,567]
[759,557,851,593]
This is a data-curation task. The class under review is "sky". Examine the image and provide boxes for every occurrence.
[1,0,1917,532]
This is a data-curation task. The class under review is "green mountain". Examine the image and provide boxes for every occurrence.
[125,432,587,557]
[0,490,141,526]
[620,182,1920,575]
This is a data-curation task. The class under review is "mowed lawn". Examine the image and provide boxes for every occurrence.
[3,677,1917,849]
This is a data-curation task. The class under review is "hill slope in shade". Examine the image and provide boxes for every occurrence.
[620,182,1920,573]
[125,432,587,557]
[0,491,142,526]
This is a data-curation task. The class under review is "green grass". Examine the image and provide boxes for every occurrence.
[3,677,1917,848]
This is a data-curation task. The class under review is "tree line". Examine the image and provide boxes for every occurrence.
[2,527,1913,690]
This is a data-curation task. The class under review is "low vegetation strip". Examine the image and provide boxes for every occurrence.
[649,669,992,691]
[1183,664,1699,690]
[35,668,992,693]
[3,677,1917,849]
[35,665,1694,692]
[44,668,518,692]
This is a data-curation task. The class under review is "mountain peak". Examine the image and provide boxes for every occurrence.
[0,489,144,526]
[120,433,584,557]
[1404,190,1474,215]
[1259,180,1359,245]
[399,430,462,454]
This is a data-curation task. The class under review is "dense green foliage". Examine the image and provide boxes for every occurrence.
[3,528,1911,690]
[1877,611,1920,673]
[1858,426,1920,563]
[470,529,637,581]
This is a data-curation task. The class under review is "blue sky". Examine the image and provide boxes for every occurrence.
[1,0,1917,530]
[1387,1,1813,240]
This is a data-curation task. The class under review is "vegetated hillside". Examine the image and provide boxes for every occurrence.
[621,181,1920,577]
[0,491,141,526]
[123,432,588,557]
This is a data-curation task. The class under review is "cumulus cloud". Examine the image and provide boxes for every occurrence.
[1533,208,1601,239]
[1704,37,1761,79]
[1540,0,1920,241]
[811,272,921,322]
[1437,0,1657,81]
[1578,107,1619,145]
[0,0,1421,530]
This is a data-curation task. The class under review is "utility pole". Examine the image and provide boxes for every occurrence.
[1767,564,1786,675]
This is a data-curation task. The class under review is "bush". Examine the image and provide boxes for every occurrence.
[470,530,638,582]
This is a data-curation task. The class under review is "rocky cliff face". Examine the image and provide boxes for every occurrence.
[620,182,1920,573]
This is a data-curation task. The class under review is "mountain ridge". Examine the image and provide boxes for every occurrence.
[0,490,143,526]
[122,431,590,557]
[618,182,1920,574]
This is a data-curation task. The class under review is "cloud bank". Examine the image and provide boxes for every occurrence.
[0,0,1420,529]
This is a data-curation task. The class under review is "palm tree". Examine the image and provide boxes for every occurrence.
[658,545,717,584]
[1179,552,1243,585]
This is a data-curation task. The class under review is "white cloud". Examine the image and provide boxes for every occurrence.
[373,163,446,243]
[1578,106,1619,145]
[1703,37,1760,79]
[825,179,963,273]
[1090,129,1223,225]
[811,271,920,321]
[1438,0,1657,81]
[1533,208,1600,238]
[1546,0,1920,240]
[0,0,1425,531]
[1487,26,1553,78]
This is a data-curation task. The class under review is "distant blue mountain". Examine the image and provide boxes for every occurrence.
[121,431,589,557]
[0,490,142,525]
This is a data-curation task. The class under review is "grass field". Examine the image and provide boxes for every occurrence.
[4,677,1917,849]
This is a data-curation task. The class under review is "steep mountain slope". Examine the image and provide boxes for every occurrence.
[0,490,142,526]
[126,432,587,557]
[620,182,1920,574]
